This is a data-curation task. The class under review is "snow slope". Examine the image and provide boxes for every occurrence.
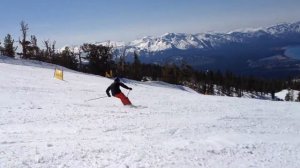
[1,55,300,168]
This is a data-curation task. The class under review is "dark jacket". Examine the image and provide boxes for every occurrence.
[106,81,131,97]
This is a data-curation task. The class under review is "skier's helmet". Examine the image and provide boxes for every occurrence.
[114,77,120,82]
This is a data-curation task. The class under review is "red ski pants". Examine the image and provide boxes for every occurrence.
[114,92,132,105]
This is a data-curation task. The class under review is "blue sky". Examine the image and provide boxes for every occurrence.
[0,0,300,48]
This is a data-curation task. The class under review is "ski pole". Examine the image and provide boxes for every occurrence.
[127,90,131,97]
[85,96,108,102]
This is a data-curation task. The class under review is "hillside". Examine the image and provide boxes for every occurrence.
[0,56,300,168]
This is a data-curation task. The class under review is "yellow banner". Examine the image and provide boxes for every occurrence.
[54,68,63,80]
[105,70,113,78]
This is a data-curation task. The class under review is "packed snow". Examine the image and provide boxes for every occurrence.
[0,55,300,168]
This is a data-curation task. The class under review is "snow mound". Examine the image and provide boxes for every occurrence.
[276,89,300,101]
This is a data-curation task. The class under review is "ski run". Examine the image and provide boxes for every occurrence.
[0,55,300,168]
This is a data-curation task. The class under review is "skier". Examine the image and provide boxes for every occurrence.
[106,77,132,105]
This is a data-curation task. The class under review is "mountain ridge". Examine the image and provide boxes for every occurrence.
[95,21,300,53]
[62,21,300,78]
[62,21,300,53]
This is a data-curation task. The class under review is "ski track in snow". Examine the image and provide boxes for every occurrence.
[1,56,300,168]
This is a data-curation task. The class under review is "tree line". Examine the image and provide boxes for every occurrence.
[1,21,300,101]
[116,56,300,99]
[0,21,114,75]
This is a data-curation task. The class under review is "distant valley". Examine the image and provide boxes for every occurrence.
[285,45,300,59]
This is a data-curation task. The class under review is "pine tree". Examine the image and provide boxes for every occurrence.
[76,47,83,71]
[116,49,126,77]
[0,41,4,55]
[179,61,194,82]
[285,90,292,101]
[81,43,113,75]
[290,89,294,101]
[60,47,78,70]
[3,34,17,58]
[132,51,142,80]
[271,90,275,100]
[163,63,180,84]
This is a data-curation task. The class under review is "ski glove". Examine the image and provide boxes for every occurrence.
[129,88,132,90]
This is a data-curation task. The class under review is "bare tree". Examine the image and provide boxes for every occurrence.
[51,41,56,54]
[19,21,30,59]
[43,39,56,62]
[27,35,39,58]
[43,40,50,56]
[75,46,83,71]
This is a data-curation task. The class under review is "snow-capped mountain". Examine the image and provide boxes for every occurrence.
[62,21,300,54]
[102,21,300,54]
[114,21,300,78]
[61,21,300,78]
[266,22,300,34]
[62,21,300,53]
